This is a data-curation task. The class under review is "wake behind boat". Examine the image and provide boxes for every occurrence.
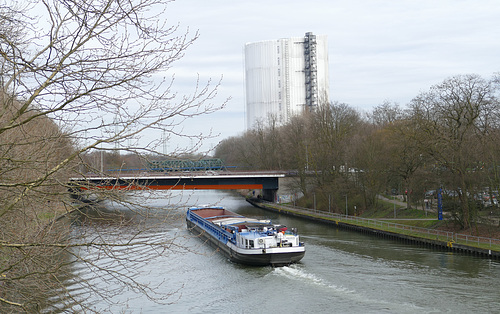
[186,206,305,266]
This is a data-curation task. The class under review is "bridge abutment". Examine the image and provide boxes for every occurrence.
[262,189,278,202]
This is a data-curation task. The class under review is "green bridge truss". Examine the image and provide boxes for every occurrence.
[147,158,226,172]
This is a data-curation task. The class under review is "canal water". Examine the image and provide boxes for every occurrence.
[67,190,500,313]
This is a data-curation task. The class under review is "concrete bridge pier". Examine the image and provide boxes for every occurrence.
[262,189,278,202]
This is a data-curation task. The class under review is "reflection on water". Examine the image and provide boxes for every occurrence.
[32,190,500,313]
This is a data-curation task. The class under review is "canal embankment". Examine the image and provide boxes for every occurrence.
[247,198,500,259]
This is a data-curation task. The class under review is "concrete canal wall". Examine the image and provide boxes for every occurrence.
[247,198,500,260]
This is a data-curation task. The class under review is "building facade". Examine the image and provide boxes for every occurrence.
[245,32,329,129]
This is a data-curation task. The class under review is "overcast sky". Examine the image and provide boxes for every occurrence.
[163,0,500,152]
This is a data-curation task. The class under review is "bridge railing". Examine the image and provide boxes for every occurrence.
[260,201,500,249]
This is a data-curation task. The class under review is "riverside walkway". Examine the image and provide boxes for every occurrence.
[247,198,500,259]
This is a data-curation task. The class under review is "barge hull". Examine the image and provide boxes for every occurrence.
[186,219,304,266]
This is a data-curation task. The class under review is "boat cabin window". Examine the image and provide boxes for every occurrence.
[241,238,255,249]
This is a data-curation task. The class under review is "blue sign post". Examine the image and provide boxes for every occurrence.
[437,188,443,220]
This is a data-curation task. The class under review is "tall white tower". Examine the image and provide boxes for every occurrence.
[245,32,329,129]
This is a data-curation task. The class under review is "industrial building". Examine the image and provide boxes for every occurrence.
[245,32,329,129]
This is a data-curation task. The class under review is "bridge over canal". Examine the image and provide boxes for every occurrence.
[70,171,286,202]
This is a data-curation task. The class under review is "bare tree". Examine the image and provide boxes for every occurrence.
[384,119,426,209]
[308,102,361,191]
[250,114,284,170]
[0,0,227,311]
[408,74,500,229]
[351,123,391,210]
[280,114,311,196]
[370,100,404,127]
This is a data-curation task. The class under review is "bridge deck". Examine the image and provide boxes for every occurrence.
[70,171,285,192]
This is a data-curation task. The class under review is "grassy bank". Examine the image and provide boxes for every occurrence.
[247,194,500,255]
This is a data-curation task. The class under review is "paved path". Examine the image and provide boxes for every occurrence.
[377,195,410,208]
[377,218,436,220]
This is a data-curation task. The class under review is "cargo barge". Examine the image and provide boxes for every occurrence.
[186,206,305,266]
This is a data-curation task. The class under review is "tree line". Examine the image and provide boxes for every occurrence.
[215,73,500,230]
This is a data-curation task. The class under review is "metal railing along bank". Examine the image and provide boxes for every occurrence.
[259,201,500,250]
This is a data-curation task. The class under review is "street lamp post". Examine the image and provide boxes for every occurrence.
[345,195,348,217]
[394,196,396,218]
